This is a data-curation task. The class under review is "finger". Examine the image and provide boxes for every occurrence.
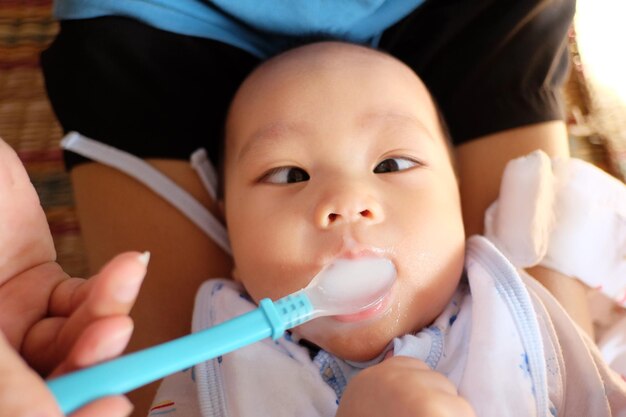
[23,253,148,374]
[49,251,150,317]
[382,355,430,370]
[381,356,459,396]
[49,252,148,356]
[0,262,67,352]
[0,331,62,417]
[417,393,477,417]
[415,370,459,396]
[50,316,134,377]
[70,396,133,417]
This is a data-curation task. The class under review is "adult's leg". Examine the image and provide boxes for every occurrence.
[380,0,574,149]
[41,17,259,415]
[380,0,575,232]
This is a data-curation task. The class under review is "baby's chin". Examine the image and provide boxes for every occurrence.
[325,340,390,363]
[293,319,396,362]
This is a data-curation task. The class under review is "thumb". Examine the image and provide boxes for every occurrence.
[0,331,62,417]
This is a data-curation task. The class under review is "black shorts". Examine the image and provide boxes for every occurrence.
[40,0,575,170]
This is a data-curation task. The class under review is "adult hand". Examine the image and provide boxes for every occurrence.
[0,328,134,417]
[8,252,149,379]
[0,138,148,415]
[336,356,476,417]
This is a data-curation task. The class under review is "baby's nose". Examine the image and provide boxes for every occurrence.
[314,190,384,228]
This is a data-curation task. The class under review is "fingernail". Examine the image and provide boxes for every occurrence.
[138,251,151,266]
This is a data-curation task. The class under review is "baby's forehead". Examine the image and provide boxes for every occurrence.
[247,42,415,87]
[223,41,445,157]
[228,42,433,118]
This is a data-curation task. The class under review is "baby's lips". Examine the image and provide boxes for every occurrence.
[336,240,388,259]
[332,288,392,323]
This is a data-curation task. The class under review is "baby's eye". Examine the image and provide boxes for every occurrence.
[261,167,310,184]
[373,157,420,174]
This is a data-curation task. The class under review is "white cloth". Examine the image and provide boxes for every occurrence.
[150,236,626,417]
[484,150,626,386]
[484,150,626,306]
[484,150,555,268]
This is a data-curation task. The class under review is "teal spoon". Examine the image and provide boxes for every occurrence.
[47,257,396,414]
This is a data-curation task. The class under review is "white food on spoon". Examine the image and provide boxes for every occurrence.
[302,258,396,318]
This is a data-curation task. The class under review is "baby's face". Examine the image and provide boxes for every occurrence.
[223,43,465,361]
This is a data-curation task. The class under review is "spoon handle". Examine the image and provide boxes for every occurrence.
[47,293,313,414]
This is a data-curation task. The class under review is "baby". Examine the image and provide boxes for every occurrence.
[222,40,465,364]
[140,42,625,416]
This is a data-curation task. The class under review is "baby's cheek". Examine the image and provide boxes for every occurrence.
[238,261,308,302]
[240,275,281,302]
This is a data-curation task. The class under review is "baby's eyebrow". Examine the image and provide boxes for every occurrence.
[237,110,433,162]
[358,111,433,140]
[237,122,310,162]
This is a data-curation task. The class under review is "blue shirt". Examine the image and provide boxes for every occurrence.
[54,0,426,58]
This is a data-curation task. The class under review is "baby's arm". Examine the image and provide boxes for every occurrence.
[0,138,147,415]
[336,356,476,417]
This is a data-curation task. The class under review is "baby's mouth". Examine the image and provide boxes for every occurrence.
[307,236,396,324]
[333,235,390,261]
[332,289,392,323]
